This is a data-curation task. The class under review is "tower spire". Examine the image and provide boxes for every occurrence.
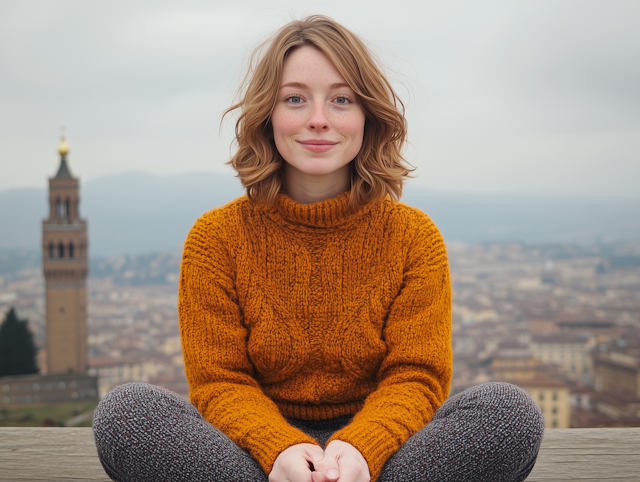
[55,128,73,179]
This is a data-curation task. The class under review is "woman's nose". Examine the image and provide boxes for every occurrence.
[306,102,329,131]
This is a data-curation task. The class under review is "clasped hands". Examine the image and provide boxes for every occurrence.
[269,440,371,482]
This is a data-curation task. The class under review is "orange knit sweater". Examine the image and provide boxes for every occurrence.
[178,191,452,481]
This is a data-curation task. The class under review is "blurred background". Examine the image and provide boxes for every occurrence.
[1,0,639,428]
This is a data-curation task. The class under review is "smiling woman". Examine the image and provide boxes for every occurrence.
[222,15,411,210]
[92,14,545,482]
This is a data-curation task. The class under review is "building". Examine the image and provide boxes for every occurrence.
[0,373,97,407]
[42,136,89,374]
[88,353,185,398]
[555,319,618,343]
[488,341,548,381]
[570,386,640,427]
[593,334,640,398]
[520,378,571,428]
[530,333,595,383]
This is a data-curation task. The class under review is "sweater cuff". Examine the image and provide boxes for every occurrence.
[327,422,399,482]
[247,423,320,475]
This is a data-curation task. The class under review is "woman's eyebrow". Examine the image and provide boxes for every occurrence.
[280,82,351,90]
[280,81,307,89]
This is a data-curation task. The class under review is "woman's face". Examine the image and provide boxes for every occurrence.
[271,45,366,180]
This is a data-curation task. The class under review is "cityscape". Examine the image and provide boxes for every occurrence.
[2,238,639,428]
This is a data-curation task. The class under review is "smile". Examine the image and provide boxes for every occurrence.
[298,139,338,153]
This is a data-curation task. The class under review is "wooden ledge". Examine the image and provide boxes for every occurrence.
[1,427,107,481]
[1,427,639,481]
[527,428,640,481]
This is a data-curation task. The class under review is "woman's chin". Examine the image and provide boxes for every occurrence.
[286,159,351,178]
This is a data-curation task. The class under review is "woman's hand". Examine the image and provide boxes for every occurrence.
[311,440,370,482]
[270,443,325,482]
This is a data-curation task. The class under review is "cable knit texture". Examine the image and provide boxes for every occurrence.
[178,191,452,481]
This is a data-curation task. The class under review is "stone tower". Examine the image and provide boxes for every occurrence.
[42,136,89,374]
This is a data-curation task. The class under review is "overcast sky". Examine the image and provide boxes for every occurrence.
[1,0,639,198]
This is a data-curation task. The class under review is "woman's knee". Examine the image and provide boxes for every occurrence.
[93,383,199,446]
[466,382,545,441]
[93,383,152,446]
[478,382,544,420]
[439,382,545,442]
[94,383,159,424]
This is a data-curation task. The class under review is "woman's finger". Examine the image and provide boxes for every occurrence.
[310,457,340,482]
[336,461,366,482]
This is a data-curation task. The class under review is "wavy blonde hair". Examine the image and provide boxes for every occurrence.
[224,15,412,208]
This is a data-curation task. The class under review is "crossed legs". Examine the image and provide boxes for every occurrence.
[93,382,544,482]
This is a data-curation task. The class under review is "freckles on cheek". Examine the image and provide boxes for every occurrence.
[334,114,366,137]
[340,122,365,140]
[273,113,299,137]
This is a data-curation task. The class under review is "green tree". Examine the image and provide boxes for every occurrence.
[0,307,39,377]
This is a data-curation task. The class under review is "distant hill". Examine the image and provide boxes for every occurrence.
[0,187,45,251]
[0,172,243,256]
[1,171,639,256]
[402,189,640,246]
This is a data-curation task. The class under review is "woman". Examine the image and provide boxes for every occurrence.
[93,15,544,482]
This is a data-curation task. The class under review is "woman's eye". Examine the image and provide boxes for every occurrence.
[335,96,350,104]
[287,96,302,104]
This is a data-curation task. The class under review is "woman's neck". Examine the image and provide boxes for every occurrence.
[283,163,350,204]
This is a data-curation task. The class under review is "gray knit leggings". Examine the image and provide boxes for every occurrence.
[93,382,544,482]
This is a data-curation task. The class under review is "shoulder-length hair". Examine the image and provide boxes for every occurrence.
[223,15,413,209]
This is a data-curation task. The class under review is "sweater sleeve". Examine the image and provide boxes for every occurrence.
[327,210,453,481]
[178,212,319,475]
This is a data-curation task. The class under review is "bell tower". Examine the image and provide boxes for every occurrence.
[42,135,89,374]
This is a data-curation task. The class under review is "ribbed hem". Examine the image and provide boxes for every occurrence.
[327,422,399,482]
[277,399,364,420]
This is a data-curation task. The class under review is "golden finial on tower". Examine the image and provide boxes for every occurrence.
[58,126,70,156]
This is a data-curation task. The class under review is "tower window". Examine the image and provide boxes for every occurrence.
[58,242,65,258]
[56,197,67,217]
[65,198,71,218]
[49,242,55,258]
[68,242,75,258]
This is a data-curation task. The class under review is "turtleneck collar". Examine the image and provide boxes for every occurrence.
[266,191,375,229]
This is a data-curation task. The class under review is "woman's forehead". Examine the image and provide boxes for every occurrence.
[281,46,348,88]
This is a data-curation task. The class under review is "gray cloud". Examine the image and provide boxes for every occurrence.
[1,0,638,198]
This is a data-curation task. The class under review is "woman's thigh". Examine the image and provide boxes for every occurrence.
[379,382,545,482]
[92,382,267,482]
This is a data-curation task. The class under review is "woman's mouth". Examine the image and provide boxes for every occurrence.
[298,139,338,153]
